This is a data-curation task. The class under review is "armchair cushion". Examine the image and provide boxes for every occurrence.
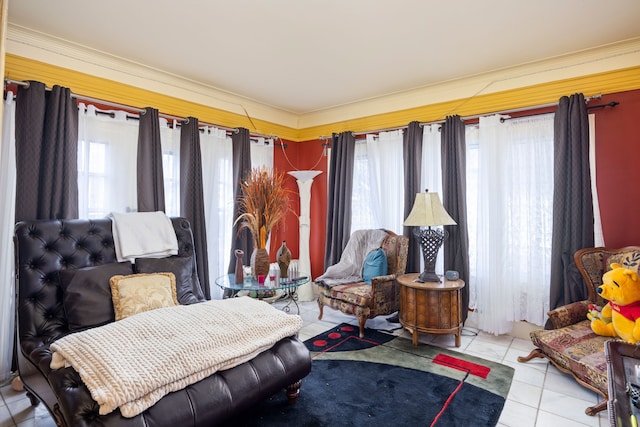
[323,282,371,307]
[363,248,388,284]
[528,320,609,396]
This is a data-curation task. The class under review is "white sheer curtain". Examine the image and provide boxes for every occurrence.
[250,138,274,168]
[0,93,16,384]
[200,127,233,299]
[589,114,605,246]
[77,104,139,218]
[421,124,444,274]
[469,114,554,334]
[351,140,377,232]
[159,118,181,217]
[364,130,404,234]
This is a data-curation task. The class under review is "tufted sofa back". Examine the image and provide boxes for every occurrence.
[574,246,640,307]
[14,217,201,357]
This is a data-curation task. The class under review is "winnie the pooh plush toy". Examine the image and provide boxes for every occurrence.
[590,263,640,343]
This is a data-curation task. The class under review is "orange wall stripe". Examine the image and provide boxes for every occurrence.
[5,54,640,142]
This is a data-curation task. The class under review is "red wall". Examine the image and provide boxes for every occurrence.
[272,138,328,280]
[593,89,640,247]
[289,88,640,279]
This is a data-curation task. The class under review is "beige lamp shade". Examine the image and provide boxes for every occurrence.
[403,191,457,227]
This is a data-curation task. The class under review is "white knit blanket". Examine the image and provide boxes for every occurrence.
[50,297,303,418]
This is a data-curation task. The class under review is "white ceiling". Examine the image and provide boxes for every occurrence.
[7,0,640,115]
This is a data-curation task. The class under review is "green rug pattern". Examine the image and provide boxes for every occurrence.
[225,323,515,426]
[307,323,514,400]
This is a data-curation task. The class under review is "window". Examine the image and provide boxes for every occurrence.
[162,150,179,217]
[351,141,378,233]
[77,104,138,218]
[78,140,108,219]
[346,117,558,332]
[467,114,554,333]
[159,119,181,217]
[200,127,234,298]
[351,131,404,234]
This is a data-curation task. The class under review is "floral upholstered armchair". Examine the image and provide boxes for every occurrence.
[315,229,409,338]
[518,246,640,416]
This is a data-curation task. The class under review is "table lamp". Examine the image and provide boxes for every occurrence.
[403,190,456,282]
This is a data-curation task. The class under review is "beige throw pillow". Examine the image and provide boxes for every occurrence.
[110,272,178,320]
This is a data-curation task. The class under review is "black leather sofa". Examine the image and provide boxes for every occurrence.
[14,217,311,426]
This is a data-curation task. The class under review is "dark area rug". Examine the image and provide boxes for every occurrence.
[226,323,514,427]
[304,323,396,352]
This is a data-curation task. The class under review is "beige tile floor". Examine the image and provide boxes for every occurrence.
[0,299,611,427]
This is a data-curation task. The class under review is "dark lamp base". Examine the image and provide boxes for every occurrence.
[417,270,441,283]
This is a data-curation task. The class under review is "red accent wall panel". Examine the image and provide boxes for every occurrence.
[273,139,328,280]
[594,89,640,247]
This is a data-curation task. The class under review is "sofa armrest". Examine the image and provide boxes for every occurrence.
[371,273,396,285]
[547,300,590,329]
[370,274,400,314]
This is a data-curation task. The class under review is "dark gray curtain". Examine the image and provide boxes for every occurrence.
[402,121,423,274]
[549,93,594,316]
[15,81,78,221]
[441,115,470,324]
[137,107,165,212]
[180,117,210,299]
[228,127,253,273]
[323,131,356,270]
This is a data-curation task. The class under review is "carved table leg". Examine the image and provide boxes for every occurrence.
[286,380,302,405]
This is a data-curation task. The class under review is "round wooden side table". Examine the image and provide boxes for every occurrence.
[397,273,465,347]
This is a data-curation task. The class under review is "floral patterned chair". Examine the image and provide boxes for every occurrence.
[316,230,409,338]
[518,246,640,416]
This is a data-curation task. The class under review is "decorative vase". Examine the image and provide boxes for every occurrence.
[276,240,291,278]
[251,247,270,278]
[234,249,244,284]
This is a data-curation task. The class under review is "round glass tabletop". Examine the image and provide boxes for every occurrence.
[215,273,310,292]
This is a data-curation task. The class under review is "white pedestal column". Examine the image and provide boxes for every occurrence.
[288,170,322,301]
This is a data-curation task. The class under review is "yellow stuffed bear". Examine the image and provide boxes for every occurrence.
[590,263,640,343]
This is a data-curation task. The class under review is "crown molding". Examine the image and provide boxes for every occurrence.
[295,65,640,141]
[297,38,640,129]
[5,24,640,141]
[5,24,300,130]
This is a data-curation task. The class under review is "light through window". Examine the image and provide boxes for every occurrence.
[78,139,108,219]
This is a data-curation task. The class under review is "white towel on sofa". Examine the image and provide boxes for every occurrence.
[109,211,178,262]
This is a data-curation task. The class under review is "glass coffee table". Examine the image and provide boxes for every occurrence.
[215,273,310,314]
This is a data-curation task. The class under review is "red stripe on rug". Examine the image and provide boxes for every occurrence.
[430,378,465,427]
[432,353,491,379]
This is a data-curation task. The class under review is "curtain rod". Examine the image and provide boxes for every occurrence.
[319,103,559,139]
[500,101,619,122]
[586,101,619,110]
[4,78,280,140]
[353,125,407,136]
[320,94,606,139]
[418,94,605,126]
[5,78,237,133]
